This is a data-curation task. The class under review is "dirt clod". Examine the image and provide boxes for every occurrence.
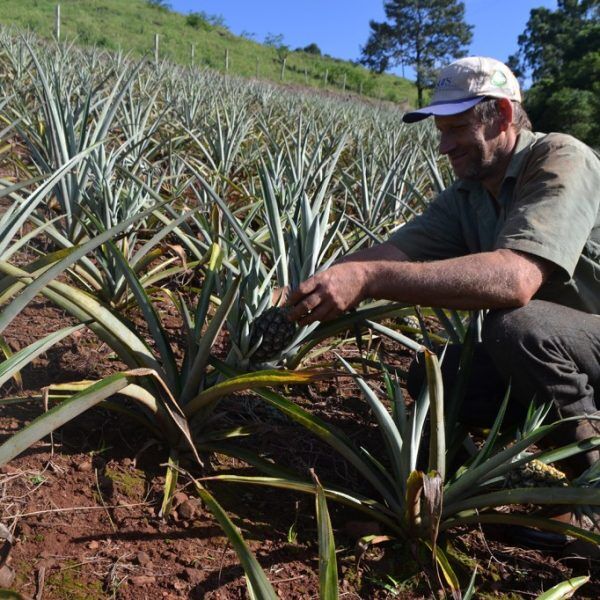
[172,492,188,506]
[129,575,156,586]
[183,567,203,584]
[0,464,18,475]
[135,551,152,567]
[0,565,15,587]
[176,499,197,521]
[75,460,93,473]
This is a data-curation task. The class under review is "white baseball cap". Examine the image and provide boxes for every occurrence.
[403,56,522,123]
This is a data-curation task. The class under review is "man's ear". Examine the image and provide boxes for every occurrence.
[496,98,514,132]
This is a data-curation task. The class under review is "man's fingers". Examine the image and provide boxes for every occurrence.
[298,304,339,326]
[286,301,308,322]
[285,269,350,324]
[287,292,323,322]
[287,278,319,306]
[271,286,290,307]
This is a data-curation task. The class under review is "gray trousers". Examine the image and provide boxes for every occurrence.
[408,300,600,430]
[483,299,600,421]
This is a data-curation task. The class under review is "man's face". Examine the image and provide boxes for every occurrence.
[434,108,503,181]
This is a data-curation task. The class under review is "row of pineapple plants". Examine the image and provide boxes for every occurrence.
[0,27,598,598]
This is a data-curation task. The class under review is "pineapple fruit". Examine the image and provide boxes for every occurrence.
[399,314,424,343]
[506,459,569,489]
[249,306,297,362]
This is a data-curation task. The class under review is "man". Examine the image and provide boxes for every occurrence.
[286,57,600,479]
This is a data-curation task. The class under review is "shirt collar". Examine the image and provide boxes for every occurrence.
[505,129,538,180]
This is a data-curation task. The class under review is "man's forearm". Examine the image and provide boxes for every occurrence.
[286,243,552,324]
[362,248,549,309]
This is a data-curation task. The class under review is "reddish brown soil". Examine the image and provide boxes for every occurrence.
[1,300,599,599]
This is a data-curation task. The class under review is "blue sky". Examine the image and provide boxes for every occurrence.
[169,1,558,80]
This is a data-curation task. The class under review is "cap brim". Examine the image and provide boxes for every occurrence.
[402,97,485,123]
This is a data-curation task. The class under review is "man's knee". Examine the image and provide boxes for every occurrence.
[481,299,600,410]
[480,301,563,406]
[481,301,547,357]
[482,299,596,359]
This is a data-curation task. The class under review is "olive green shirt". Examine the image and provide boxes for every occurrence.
[389,130,600,314]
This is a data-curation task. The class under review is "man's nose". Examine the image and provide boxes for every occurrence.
[438,132,455,155]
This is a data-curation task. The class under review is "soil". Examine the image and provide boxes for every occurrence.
[1,299,599,599]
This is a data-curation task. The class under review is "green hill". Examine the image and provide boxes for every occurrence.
[0,0,416,105]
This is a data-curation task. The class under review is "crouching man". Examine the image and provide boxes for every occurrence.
[286,57,600,495]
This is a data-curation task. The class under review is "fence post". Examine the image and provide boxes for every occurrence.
[55,4,61,41]
[280,57,286,81]
[304,67,308,84]
[225,48,229,71]
[324,69,328,86]
[359,81,363,96]
[255,56,259,77]
[154,33,159,64]
[191,43,195,65]
[342,73,347,91]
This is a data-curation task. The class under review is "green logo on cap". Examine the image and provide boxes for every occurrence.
[491,70,508,87]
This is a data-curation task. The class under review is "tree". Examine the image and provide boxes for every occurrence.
[186,12,210,30]
[264,33,285,48]
[360,21,393,74]
[186,11,227,29]
[146,0,171,10]
[508,0,600,146]
[360,0,472,106]
[264,33,289,65]
[298,43,322,56]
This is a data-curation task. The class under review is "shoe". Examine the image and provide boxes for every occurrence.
[507,507,600,554]
[556,412,600,477]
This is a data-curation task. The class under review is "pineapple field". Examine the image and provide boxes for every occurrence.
[0,28,599,599]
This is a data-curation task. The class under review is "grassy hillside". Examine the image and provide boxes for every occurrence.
[0,0,417,105]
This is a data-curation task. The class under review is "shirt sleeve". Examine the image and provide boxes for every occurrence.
[388,186,469,261]
[496,133,600,278]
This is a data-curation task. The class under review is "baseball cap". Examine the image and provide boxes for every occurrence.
[402,56,522,123]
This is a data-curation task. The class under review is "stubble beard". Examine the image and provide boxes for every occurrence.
[454,146,499,182]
